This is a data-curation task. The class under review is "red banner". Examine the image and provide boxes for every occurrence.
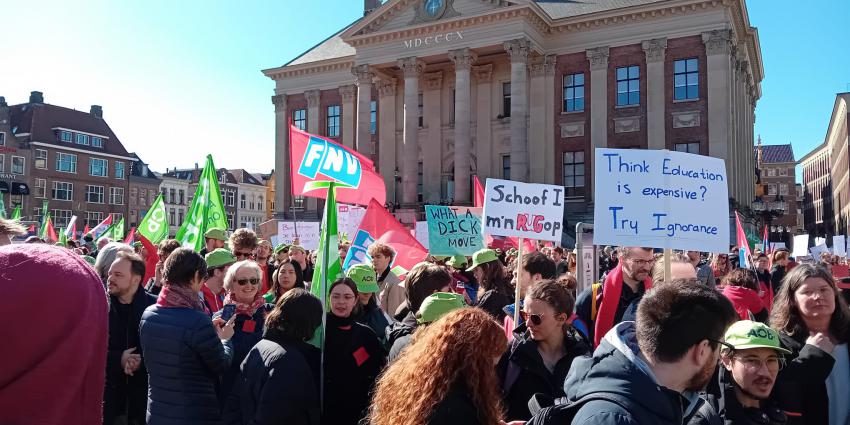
[343,199,428,273]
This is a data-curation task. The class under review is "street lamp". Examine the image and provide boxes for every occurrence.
[752,193,788,246]
[393,167,401,210]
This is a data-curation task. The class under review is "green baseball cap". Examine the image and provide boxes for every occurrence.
[417,292,466,324]
[347,264,379,293]
[446,254,467,269]
[724,320,791,354]
[205,248,237,269]
[467,249,499,272]
[83,255,96,266]
[274,243,289,254]
[204,228,227,241]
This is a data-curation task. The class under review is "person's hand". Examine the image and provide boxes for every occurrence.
[807,331,835,353]
[124,356,141,376]
[120,347,139,368]
[216,315,237,341]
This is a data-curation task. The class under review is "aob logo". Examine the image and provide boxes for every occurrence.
[298,136,362,188]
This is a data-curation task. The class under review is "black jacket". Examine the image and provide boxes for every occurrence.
[575,281,644,344]
[222,329,321,425]
[427,381,483,425]
[769,265,786,295]
[104,287,157,425]
[498,325,591,421]
[386,310,419,361]
[772,332,839,425]
[212,304,272,406]
[475,289,513,321]
[710,367,786,425]
[353,297,390,347]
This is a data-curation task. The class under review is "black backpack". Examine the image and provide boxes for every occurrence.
[525,393,629,425]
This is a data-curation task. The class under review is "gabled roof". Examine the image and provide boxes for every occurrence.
[228,169,265,186]
[163,168,238,185]
[285,20,360,67]
[129,153,161,182]
[758,144,795,164]
[535,0,667,20]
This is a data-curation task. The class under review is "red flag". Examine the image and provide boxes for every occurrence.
[28,225,36,234]
[69,221,77,241]
[83,224,90,236]
[343,199,427,273]
[735,212,752,268]
[474,176,536,252]
[289,125,386,206]
[45,219,57,243]
[124,227,136,244]
[473,176,485,208]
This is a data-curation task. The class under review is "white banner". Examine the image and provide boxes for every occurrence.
[834,235,846,257]
[593,148,729,252]
[482,178,565,242]
[337,203,366,241]
[276,221,321,250]
[415,221,430,249]
[792,234,809,258]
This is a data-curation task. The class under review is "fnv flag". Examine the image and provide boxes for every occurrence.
[138,193,169,244]
[176,155,229,251]
[343,198,428,274]
[290,126,386,206]
[311,182,344,302]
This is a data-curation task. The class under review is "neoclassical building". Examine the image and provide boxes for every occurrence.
[264,0,762,223]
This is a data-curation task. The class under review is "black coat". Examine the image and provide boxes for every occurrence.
[498,325,591,421]
[222,329,321,425]
[475,289,513,321]
[769,265,786,295]
[427,381,483,425]
[772,332,841,425]
[213,304,272,406]
[386,311,419,362]
[104,287,157,425]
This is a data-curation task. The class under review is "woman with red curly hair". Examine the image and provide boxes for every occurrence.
[368,308,508,425]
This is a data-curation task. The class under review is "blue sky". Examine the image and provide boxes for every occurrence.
[1,0,847,177]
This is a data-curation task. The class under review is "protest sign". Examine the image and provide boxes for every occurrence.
[770,242,786,252]
[415,221,430,249]
[277,221,321,250]
[592,148,729,252]
[481,178,565,242]
[337,203,366,241]
[810,243,829,258]
[815,237,827,247]
[425,205,483,256]
[834,235,847,257]
[792,234,809,258]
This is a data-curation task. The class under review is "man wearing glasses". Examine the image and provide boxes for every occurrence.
[229,228,259,261]
[575,247,655,347]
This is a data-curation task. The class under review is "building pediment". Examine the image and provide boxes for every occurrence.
[344,0,519,38]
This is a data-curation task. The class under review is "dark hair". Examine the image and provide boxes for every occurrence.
[637,278,737,363]
[163,248,207,286]
[771,263,850,342]
[329,277,358,296]
[157,239,182,261]
[553,246,564,255]
[116,251,146,279]
[230,228,259,251]
[722,268,759,291]
[522,252,557,280]
[478,260,513,297]
[405,263,453,313]
[265,288,323,341]
[526,279,574,315]
[271,259,305,296]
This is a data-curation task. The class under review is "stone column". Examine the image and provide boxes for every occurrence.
[642,38,667,150]
[377,79,398,203]
[305,89,321,134]
[504,38,531,182]
[473,64,493,179]
[398,57,424,206]
[340,84,357,148]
[449,48,476,203]
[586,46,610,199]
[353,64,374,155]
[423,71,443,203]
[529,55,556,183]
[272,94,290,218]
[703,30,734,195]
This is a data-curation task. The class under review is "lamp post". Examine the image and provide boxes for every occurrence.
[393,167,401,211]
[752,193,788,247]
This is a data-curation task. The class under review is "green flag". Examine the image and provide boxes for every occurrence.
[39,212,51,239]
[0,195,6,219]
[310,182,344,303]
[40,199,49,227]
[175,155,229,251]
[11,204,21,220]
[59,227,68,245]
[138,193,169,244]
[112,217,125,241]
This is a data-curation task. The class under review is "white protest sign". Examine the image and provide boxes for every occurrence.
[415,221,430,249]
[276,221,321,250]
[811,243,829,258]
[337,203,366,241]
[815,237,826,247]
[482,178,565,242]
[792,234,809,258]
[834,235,846,257]
[593,148,729,252]
[770,242,786,252]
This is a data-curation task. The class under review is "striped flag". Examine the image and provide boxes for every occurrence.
[735,211,752,268]
[87,215,114,239]
[65,216,78,240]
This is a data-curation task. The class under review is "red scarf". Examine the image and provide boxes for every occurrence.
[157,283,204,311]
[223,292,265,317]
[594,264,652,347]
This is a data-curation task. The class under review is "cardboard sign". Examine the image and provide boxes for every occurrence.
[415,221,430,249]
[810,243,830,259]
[834,235,847,257]
[593,148,729,252]
[425,205,483,256]
[276,221,321,250]
[770,242,786,252]
[792,234,809,258]
[337,203,366,241]
[482,178,565,242]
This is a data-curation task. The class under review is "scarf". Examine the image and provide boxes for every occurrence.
[156,283,204,311]
[594,264,652,347]
[223,292,265,317]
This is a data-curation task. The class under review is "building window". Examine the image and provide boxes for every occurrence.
[766,169,776,177]
[52,181,73,201]
[76,133,89,145]
[34,149,47,169]
[86,185,105,204]
[616,65,640,106]
[56,153,77,173]
[178,209,184,224]
[60,131,72,142]
[87,212,103,228]
[226,191,235,207]
[0,132,4,146]
[450,89,456,124]
[258,196,264,211]
[674,142,700,154]
[563,151,586,197]
[110,187,124,205]
[779,168,788,176]
[34,178,46,198]
[169,208,176,225]
[293,109,307,131]
[91,136,103,148]
[767,184,777,196]
[169,189,176,204]
[179,190,184,205]
[52,209,73,228]
[563,73,585,112]
[293,196,304,210]
[370,100,377,135]
[502,82,511,117]
[11,156,24,174]
[326,105,340,137]
[418,93,424,127]
[89,158,108,177]
[673,58,699,100]
[417,161,423,203]
[240,193,246,209]
[780,184,789,196]
[0,154,3,173]
[502,155,511,180]
[115,162,125,179]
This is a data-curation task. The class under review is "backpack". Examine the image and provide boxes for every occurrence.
[525,393,629,425]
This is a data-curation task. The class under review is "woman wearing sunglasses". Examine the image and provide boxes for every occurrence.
[497,279,591,421]
[711,253,731,280]
[213,260,273,407]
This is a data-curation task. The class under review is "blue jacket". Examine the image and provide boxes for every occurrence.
[139,304,233,425]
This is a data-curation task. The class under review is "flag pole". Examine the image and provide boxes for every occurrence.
[514,237,523,324]
[318,182,335,411]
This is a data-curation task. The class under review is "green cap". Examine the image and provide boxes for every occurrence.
[83,255,96,266]
[724,320,791,354]
[204,228,227,241]
[205,248,237,269]
[417,292,466,324]
[347,264,379,293]
[274,243,289,254]
[446,254,467,269]
[467,249,499,272]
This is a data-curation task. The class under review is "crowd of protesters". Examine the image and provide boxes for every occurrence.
[2,215,850,425]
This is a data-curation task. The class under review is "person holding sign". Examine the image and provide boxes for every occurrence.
[575,247,654,347]
[468,248,514,321]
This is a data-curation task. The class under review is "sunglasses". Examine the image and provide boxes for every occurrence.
[236,278,260,286]
[520,311,546,326]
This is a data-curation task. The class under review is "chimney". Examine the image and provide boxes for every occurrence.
[90,105,103,118]
[364,0,381,16]
[29,91,44,104]
[0,96,6,107]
